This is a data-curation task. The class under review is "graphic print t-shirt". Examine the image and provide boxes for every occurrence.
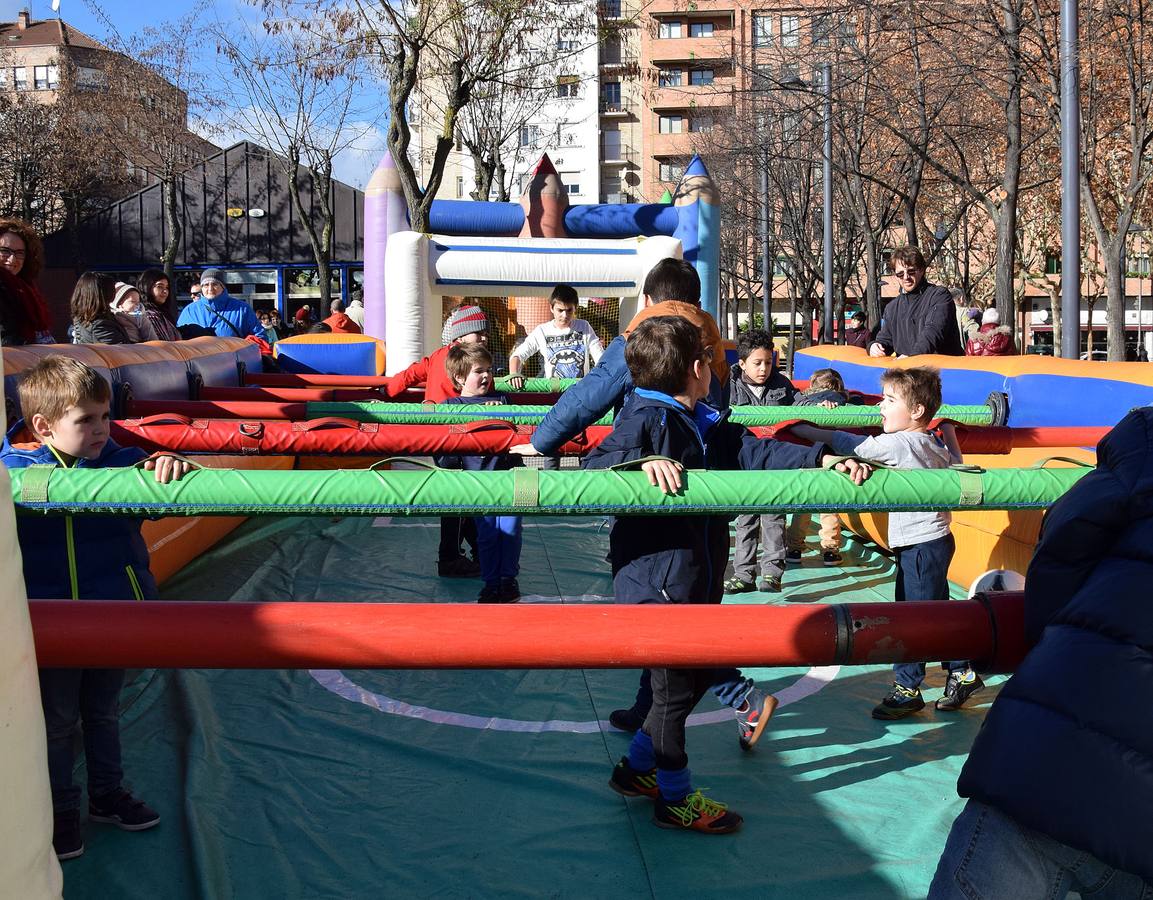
[511,319,605,378]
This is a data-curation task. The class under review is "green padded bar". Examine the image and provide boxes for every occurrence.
[493,377,577,393]
[301,402,994,427]
[9,465,1088,518]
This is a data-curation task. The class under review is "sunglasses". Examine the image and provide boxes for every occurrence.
[893,268,921,278]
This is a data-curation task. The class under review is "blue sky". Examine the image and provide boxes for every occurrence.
[1,0,388,188]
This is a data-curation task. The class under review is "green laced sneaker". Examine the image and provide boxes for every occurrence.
[609,757,658,799]
[653,790,743,834]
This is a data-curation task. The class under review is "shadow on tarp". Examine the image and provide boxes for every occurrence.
[58,516,992,899]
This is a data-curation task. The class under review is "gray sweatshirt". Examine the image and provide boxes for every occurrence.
[828,429,957,548]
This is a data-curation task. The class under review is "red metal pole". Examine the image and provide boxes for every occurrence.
[28,596,1026,672]
[245,372,393,388]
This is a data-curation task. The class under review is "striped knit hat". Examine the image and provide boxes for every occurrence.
[441,304,488,344]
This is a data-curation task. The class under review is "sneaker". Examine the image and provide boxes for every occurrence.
[88,789,160,831]
[499,578,521,603]
[735,687,778,751]
[723,577,756,594]
[822,550,843,566]
[871,683,926,720]
[438,556,481,578]
[608,757,659,799]
[609,707,646,732]
[936,671,986,711]
[52,810,84,861]
[785,548,803,564]
[654,790,743,834]
[477,584,503,604]
[758,576,782,593]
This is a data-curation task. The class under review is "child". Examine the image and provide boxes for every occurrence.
[786,367,849,566]
[507,284,605,384]
[439,344,523,603]
[0,355,191,861]
[584,316,870,832]
[790,366,982,719]
[387,303,489,578]
[110,282,157,343]
[724,328,797,594]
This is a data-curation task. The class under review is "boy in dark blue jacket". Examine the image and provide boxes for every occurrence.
[1,355,190,861]
[438,343,523,603]
[585,317,870,833]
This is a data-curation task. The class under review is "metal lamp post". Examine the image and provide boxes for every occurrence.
[821,62,834,344]
[1060,0,1081,359]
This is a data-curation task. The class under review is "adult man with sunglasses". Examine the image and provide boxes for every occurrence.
[868,247,964,358]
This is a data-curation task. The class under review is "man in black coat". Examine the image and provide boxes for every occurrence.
[869,247,964,358]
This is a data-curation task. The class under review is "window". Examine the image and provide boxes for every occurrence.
[602,81,622,106]
[455,176,464,199]
[603,173,622,194]
[812,14,831,46]
[13,67,27,91]
[602,36,622,64]
[561,175,580,195]
[753,63,772,90]
[33,65,48,90]
[689,68,714,85]
[782,16,800,47]
[840,19,857,46]
[557,29,579,52]
[602,128,622,158]
[658,68,683,86]
[557,75,579,99]
[779,62,799,83]
[454,132,463,152]
[659,114,685,133]
[75,66,105,89]
[690,114,715,132]
[752,15,772,47]
[658,20,683,38]
[600,0,622,17]
[689,22,714,37]
[659,161,686,182]
[520,124,542,147]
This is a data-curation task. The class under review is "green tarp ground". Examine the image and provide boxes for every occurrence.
[60,515,997,900]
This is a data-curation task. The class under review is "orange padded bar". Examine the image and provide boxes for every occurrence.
[29,594,1027,673]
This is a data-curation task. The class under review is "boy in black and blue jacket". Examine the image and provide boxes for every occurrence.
[584,316,870,833]
[438,343,523,603]
[1,355,190,861]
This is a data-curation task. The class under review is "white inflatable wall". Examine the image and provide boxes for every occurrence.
[0,348,63,895]
[383,233,682,373]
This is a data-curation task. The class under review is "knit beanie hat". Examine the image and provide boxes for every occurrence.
[200,268,226,288]
[441,304,488,344]
[111,282,138,311]
[981,308,1000,325]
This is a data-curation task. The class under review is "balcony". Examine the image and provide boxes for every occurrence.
[650,131,695,157]
[648,35,734,65]
[601,144,637,164]
[647,0,735,17]
[599,99,632,116]
[649,85,733,110]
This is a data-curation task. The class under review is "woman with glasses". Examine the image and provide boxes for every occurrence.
[0,218,54,344]
[868,246,964,358]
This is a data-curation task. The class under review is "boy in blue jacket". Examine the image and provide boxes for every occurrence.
[584,317,870,833]
[1,355,190,861]
[438,343,523,603]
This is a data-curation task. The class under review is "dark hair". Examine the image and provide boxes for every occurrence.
[881,366,942,421]
[69,272,117,325]
[0,217,43,280]
[446,343,493,386]
[888,246,927,273]
[642,258,701,306]
[849,309,866,323]
[625,315,704,395]
[307,322,332,334]
[809,367,845,393]
[549,284,579,307]
[737,328,774,360]
[136,268,177,323]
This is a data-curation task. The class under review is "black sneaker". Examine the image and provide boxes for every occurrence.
[438,556,481,578]
[822,550,843,566]
[785,549,803,564]
[723,577,756,594]
[53,810,84,860]
[735,687,778,751]
[872,683,925,720]
[758,576,782,593]
[477,584,502,604]
[499,578,521,603]
[88,790,160,831]
[653,790,743,834]
[608,757,658,798]
[609,707,646,732]
[936,671,986,711]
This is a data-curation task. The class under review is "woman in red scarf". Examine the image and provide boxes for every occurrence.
[0,218,53,344]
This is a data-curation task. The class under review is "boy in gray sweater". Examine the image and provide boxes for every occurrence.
[791,367,983,719]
